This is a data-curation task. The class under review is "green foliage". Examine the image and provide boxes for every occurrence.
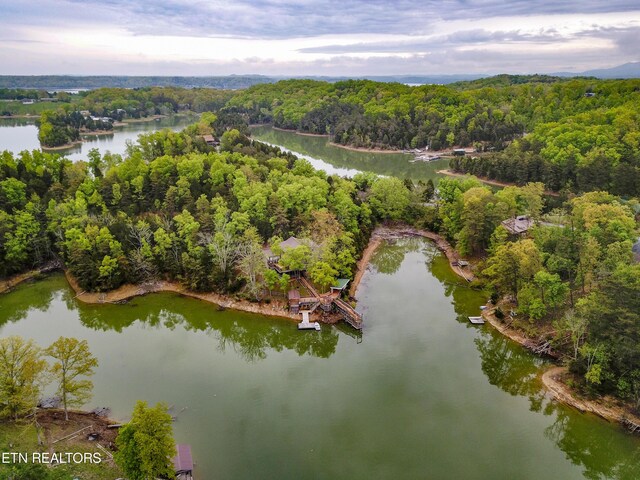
[114,401,176,480]
[45,337,98,421]
[0,337,47,421]
[368,177,411,221]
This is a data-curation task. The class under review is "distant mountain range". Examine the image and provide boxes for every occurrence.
[0,62,638,90]
[554,62,640,79]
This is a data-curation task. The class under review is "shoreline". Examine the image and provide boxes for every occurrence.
[541,366,640,426]
[41,140,83,151]
[328,141,404,154]
[353,226,640,432]
[271,126,328,137]
[64,271,302,323]
[266,125,407,154]
[437,169,561,197]
[350,225,474,297]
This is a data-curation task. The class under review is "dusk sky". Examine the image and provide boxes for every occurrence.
[1,0,639,76]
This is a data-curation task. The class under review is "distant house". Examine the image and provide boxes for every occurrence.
[501,215,535,236]
[584,92,596,97]
[202,134,219,146]
[452,149,466,156]
[21,100,34,105]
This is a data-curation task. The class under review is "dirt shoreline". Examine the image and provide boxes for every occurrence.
[64,271,302,322]
[271,126,328,137]
[437,169,561,197]
[0,269,44,294]
[350,225,474,297]
[328,142,403,154]
[541,366,640,426]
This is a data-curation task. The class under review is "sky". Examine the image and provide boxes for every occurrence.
[1,0,639,76]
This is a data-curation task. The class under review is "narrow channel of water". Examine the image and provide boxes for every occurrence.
[1,238,639,479]
[250,125,450,183]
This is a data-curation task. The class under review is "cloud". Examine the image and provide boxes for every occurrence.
[297,29,563,54]
[0,0,639,75]
[5,0,639,39]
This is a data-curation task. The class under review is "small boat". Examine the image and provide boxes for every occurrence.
[468,316,485,325]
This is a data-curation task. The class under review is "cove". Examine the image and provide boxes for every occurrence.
[1,238,640,479]
[250,125,450,183]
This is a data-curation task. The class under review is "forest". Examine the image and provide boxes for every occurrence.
[0,115,414,299]
[428,176,639,409]
[12,75,640,195]
[226,77,640,195]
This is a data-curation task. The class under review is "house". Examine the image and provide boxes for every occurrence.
[501,215,535,236]
[263,236,317,276]
[452,148,466,156]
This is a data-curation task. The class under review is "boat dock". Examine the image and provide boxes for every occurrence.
[298,310,321,331]
[173,444,194,480]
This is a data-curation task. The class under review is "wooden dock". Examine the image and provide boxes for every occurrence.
[173,444,194,480]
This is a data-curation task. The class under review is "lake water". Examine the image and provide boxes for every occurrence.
[251,125,450,182]
[0,118,448,183]
[1,238,639,479]
[0,116,196,161]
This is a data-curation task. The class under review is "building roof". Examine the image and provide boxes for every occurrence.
[501,215,535,235]
[280,236,304,249]
[331,278,350,291]
[203,134,215,142]
[173,444,193,473]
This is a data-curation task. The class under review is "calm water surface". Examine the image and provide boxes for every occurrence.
[0,116,196,161]
[1,238,639,479]
[251,125,450,182]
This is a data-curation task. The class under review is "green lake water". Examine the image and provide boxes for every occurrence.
[1,238,639,479]
[250,125,449,182]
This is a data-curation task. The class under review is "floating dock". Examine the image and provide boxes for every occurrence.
[468,316,485,325]
[298,310,321,331]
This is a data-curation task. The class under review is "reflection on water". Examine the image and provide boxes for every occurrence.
[0,275,339,361]
[251,125,449,183]
[0,116,196,161]
[2,239,640,478]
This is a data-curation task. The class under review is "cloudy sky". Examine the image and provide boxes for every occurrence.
[1,0,639,76]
